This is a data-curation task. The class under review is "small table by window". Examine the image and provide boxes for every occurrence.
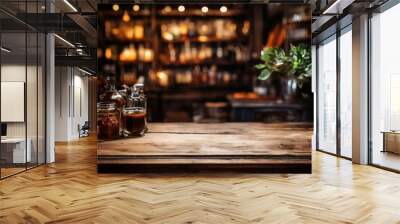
[382,131,400,154]
[1,138,32,165]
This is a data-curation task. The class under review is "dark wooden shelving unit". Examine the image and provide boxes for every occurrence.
[98,4,256,122]
[98,4,311,122]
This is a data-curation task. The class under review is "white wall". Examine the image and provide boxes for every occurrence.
[55,66,70,141]
[1,64,46,164]
[1,65,26,140]
[1,65,39,138]
[55,67,89,141]
[72,73,89,138]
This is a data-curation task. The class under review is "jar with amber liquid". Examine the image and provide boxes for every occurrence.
[134,83,147,133]
[99,76,127,135]
[122,107,146,137]
[123,84,147,137]
[97,103,120,140]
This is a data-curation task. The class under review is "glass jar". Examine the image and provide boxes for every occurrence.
[99,76,127,108]
[100,87,126,108]
[122,107,146,137]
[99,76,127,135]
[97,103,120,140]
[126,85,146,107]
[134,84,146,109]
[123,84,147,136]
[135,84,147,132]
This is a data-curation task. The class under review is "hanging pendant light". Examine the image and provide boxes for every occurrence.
[133,4,140,12]
[201,6,208,13]
[122,10,130,22]
[112,4,119,11]
[178,5,185,12]
[220,6,228,13]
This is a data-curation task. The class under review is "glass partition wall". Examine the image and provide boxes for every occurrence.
[370,3,400,171]
[317,35,337,154]
[316,25,352,159]
[0,1,46,179]
[316,0,400,171]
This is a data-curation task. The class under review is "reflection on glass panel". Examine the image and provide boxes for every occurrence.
[0,0,46,179]
[27,31,38,169]
[317,36,337,154]
[1,31,27,177]
[27,4,40,171]
[38,33,46,165]
[340,28,352,158]
[371,4,400,171]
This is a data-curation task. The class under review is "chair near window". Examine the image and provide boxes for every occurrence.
[78,121,90,138]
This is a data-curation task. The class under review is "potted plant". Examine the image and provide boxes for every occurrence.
[254,47,290,98]
[256,47,290,81]
[288,45,312,101]
[255,45,311,102]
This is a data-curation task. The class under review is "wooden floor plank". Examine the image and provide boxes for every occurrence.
[1,132,400,223]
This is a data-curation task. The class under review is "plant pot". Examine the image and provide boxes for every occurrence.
[281,77,298,103]
[253,77,278,97]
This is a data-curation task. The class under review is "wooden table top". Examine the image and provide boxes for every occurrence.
[98,122,312,158]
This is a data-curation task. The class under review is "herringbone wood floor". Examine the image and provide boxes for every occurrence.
[1,136,400,224]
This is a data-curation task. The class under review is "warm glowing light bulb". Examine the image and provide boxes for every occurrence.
[133,4,140,12]
[220,6,228,13]
[201,6,208,13]
[105,48,112,59]
[178,5,185,12]
[164,6,172,13]
[112,4,119,11]
[122,10,130,22]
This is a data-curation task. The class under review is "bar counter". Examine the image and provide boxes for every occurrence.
[97,122,312,173]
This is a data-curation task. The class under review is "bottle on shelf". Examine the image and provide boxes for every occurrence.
[168,43,177,63]
[208,65,217,85]
[138,44,145,61]
[119,44,137,62]
[216,44,224,60]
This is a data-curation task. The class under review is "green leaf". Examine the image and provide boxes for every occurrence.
[258,69,272,80]
[260,49,271,62]
[255,64,267,70]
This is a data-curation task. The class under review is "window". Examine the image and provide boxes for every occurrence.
[339,27,352,158]
[317,35,337,154]
[370,3,400,171]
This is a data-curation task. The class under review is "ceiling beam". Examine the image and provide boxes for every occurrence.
[322,0,355,15]
[67,13,97,46]
[55,55,96,71]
